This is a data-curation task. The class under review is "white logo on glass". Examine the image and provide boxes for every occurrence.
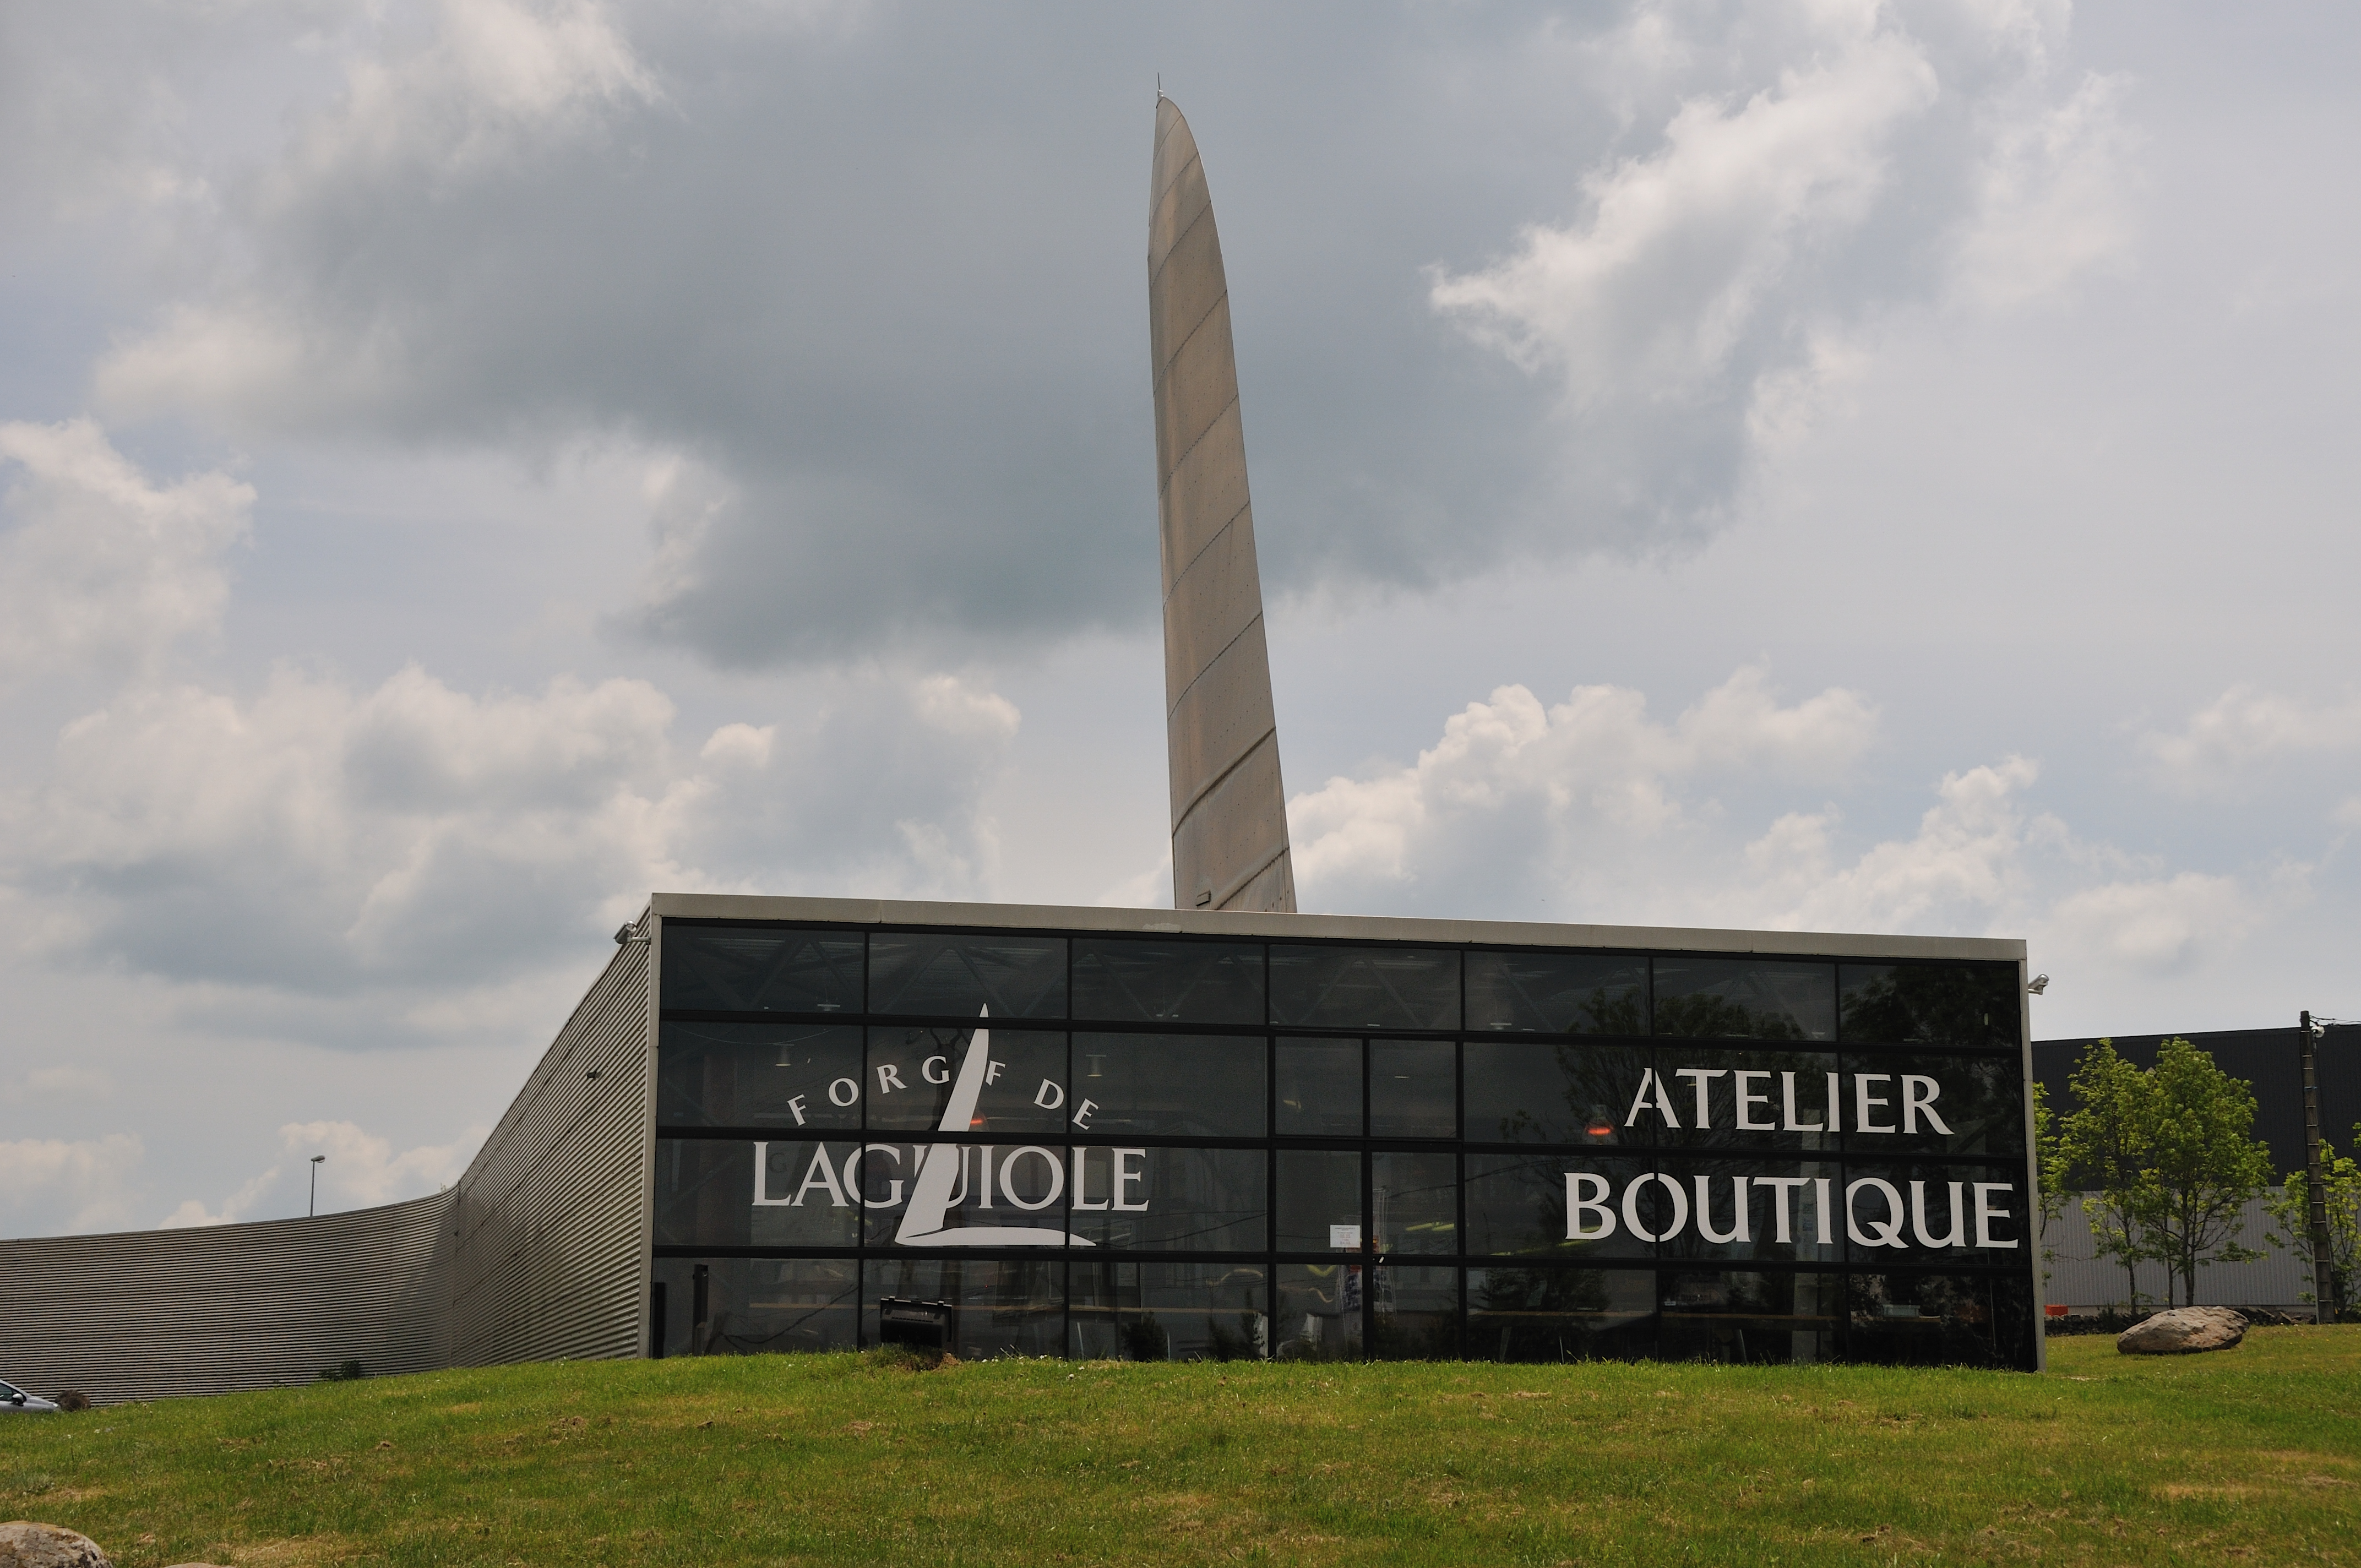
[895,1010,1094,1248]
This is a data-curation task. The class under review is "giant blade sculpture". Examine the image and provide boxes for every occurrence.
[1150,96,1298,914]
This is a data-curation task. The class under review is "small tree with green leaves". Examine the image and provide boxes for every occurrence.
[2267,1125,2360,1311]
[2136,1036,2273,1306]
[2061,1040,2159,1308]
[2033,1079,2070,1291]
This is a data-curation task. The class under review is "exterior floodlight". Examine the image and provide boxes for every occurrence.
[2027,974,2049,995]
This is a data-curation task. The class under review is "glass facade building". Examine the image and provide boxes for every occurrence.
[649,903,2040,1370]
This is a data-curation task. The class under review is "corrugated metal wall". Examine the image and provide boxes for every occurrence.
[0,935,655,1405]
[2041,1195,2309,1309]
[434,935,652,1368]
[0,1191,451,1403]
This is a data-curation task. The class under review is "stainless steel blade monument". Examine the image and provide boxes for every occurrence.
[1150,95,1298,914]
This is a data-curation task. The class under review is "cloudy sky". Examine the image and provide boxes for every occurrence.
[2,0,2354,1237]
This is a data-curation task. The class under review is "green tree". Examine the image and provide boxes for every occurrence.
[2060,1040,2158,1308]
[2033,1079,2070,1289]
[2136,1036,2273,1306]
[2266,1125,2360,1310]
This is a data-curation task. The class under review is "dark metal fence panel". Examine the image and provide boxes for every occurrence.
[0,1191,450,1405]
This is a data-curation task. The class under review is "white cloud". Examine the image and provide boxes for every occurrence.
[0,1133,144,1233]
[1290,664,1878,908]
[279,1118,481,1208]
[0,419,253,689]
[1430,15,1937,407]
[1951,69,2139,309]
[0,423,1022,1022]
[2144,684,2361,794]
[2036,871,2259,976]
[158,1164,282,1230]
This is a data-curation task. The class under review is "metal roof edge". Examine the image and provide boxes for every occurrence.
[644,892,2023,963]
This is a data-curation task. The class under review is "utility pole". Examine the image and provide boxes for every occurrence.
[309,1154,327,1218]
[2301,1011,2336,1324]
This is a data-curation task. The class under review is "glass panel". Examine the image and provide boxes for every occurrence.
[1648,1046,1841,1153]
[1067,1146,1266,1252]
[1464,1152,1655,1262]
[1071,939,1264,1025]
[657,1022,862,1129]
[1838,963,2019,1049]
[1839,1053,2025,1157]
[857,1141,1076,1248]
[868,933,1067,1019]
[1275,1264,1363,1360]
[661,925,862,1014]
[1070,1033,1266,1137]
[653,1257,858,1357]
[654,1139,860,1248]
[1369,1039,1454,1137]
[1372,1151,1456,1255]
[1068,1261,1267,1361]
[1466,951,1647,1035]
[1275,1038,1362,1135]
[863,1026,1067,1135]
[862,1259,1066,1360]
[1652,958,1835,1042]
[1840,1164,2028,1264]
[1270,945,1458,1031]
[1463,1041,1649,1147]
[1656,1158,1842,1265]
[1467,1267,1657,1363]
[1658,1270,1841,1365]
[1845,1272,2036,1369]
[1275,1149,1363,1253]
[1370,1265,1458,1360]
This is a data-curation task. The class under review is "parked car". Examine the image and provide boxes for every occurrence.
[0,1378,59,1412]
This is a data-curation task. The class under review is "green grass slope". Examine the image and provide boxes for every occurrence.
[3,1329,2357,1567]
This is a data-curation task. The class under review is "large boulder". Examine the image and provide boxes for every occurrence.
[2117,1306,2248,1355]
[0,1522,111,1567]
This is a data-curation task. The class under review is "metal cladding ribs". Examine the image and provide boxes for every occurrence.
[1149,96,1297,915]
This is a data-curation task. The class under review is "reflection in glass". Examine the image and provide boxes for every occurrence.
[1656,1158,1840,1265]
[653,1256,858,1357]
[1276,1038,1362,1135]
[1650,1047,1840,1153]
[655,1139,860,1248]
[1658,1270,1840,1365]
[1466,952,1647,1035]
[1839,1053,2025,1157]
[1845,1272,2034,1369]
[1463,1153,1655,1262]
[867,934,1067,1019]
[1370,1039,1454,1137]
[1069,1261,1267,1360]
[1275,1264,1362,1360]
[661,926,862,1014]
[1067,1147,1266,1252]
[1071,940,1264,1025]
[1270,945,1458,1031]
[1370,1265,1457,1359]
[1653,959,1835,1041]
[1462,1041,1648,1147]
[1842,1163,2026,1264]
[1373,1151,1455,1255]
[1276,1149,1363,1253]
[1467,1267,1656,1362]
[862,1027,1067,1135]
[1838,963,2019,1049]
[862,1259,1066,1360]
[659,1022,862,1129]
[1071,1034,1265,1137]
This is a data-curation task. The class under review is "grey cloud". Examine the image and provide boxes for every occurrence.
[86,2,2129,666]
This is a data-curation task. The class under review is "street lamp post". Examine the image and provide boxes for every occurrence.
[309,1154,327,1218]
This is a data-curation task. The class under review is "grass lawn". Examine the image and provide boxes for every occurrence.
[3,1329,2356,1567]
